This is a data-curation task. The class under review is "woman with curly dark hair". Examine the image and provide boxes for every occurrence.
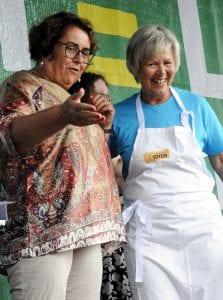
[0,12,125,300]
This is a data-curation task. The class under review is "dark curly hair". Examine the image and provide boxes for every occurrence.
[68,72,109,103]
[29,11,98,62]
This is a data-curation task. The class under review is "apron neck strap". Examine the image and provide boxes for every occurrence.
[136,93,145,128]
[136,87,195,134]
[170,87,195,133]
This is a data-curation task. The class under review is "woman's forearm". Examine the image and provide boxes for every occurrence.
[10,105,66,156]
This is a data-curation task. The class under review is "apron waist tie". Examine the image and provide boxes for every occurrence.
[122,200,153,282]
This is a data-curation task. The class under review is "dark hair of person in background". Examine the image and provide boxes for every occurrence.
[68,72,109,103]
[69,71,132,300]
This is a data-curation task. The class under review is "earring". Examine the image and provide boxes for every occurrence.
[39,61,44,67]
[78,77,81,82]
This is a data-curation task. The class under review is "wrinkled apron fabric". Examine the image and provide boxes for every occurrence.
[122,87,223,300]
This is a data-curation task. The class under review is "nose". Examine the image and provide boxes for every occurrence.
[156,64,165,75]
[73,51,83,63]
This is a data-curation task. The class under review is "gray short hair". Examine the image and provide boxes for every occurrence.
[126,25,180,82]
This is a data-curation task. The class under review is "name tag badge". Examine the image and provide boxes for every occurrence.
[143,149,170,163]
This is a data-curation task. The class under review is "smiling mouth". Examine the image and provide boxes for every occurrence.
[153,78,166,84]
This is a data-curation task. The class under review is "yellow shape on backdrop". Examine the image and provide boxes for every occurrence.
[77,2,137,38]
[77,2,140,88]
[88,56,139,88]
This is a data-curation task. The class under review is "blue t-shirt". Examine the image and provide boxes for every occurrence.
[109,87,223,179]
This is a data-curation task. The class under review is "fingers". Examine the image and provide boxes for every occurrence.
[89,94,114,129]
[96,100,114,118]
[61,89,113,127]
[61,93,102,126]
[70,88,85,103]
[70,103,104,126]
[78,112,104,126]
[91,94,112,111]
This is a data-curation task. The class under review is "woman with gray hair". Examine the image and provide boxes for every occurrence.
[109,24,223,300]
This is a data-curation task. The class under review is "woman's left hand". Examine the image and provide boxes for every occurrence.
[209,153,223,182]
[90,94,115,130]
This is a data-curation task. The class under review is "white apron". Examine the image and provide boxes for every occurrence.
[122,87,223,300]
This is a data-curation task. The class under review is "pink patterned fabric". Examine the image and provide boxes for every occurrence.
[0,70,125,274]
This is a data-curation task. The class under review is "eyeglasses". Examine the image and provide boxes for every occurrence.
[57,42,95,65]
[92,90,112,102]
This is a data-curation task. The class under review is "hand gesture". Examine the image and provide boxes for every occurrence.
[60,88,105,126]
[89,92,115,130]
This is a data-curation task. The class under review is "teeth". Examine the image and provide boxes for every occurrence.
[154,79,166,84]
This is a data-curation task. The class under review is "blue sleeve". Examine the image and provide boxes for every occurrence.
[109,94,139,178]
[175,88,223,155]
[200,99,223,155]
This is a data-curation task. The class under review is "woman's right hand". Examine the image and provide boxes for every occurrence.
[11,88,105,156]
[60,88,105,126]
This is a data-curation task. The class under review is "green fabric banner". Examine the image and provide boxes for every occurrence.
[1,0,223,297]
